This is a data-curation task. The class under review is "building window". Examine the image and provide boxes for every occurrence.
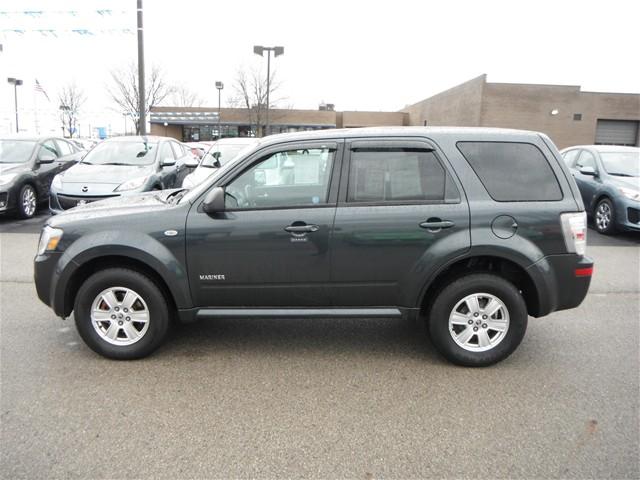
[573,113,582,121]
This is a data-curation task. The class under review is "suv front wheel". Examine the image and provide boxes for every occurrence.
[74,268,170,359]
[428,273,528,367]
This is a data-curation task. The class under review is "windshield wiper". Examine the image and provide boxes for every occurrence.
[608,172,635,177]
[100,162,134,166]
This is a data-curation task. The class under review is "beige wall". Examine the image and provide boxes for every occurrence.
[480,83,640,149]
[340,111,408,127]
[149,123,181,140]
[403,75,486,127]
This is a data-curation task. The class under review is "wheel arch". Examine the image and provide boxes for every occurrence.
[62,254,179,319]
[418,254,542,319]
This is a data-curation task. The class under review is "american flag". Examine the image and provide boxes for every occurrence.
[34,79,50,102]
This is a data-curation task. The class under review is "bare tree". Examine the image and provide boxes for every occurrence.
[107,63,174,134]
[170,85,204,107]
[58,83,86,138]
[231,66,285,136]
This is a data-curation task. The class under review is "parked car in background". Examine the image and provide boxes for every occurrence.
[49,135,196,213]
[182,137,259,189]
[35,127,593,366]
[561,145,640,234]
[185,141,213,160]
[0,137,83,218]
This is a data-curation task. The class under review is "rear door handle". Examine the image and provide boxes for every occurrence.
[419,220,455,230]
[284,224,320,234]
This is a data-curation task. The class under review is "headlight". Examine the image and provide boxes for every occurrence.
[37,226,64,255]
[0,173,17,186]
[115,176,149,192]
[618,187,640,201]
[52,174,63,190]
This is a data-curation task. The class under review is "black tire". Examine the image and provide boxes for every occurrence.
[74,268,170,360]
[594,198,617,235]
[17,184,37,219]
[428,273,528,367]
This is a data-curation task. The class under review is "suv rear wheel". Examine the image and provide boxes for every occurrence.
[428,273,527,367]
[74,268,170,359]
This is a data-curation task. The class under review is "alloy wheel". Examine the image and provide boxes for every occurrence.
[22,187,36,217]
[90,287,150,345]
[595,202,611,232]
[448,293,510,352]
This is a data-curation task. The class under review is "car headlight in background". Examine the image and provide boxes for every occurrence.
[0,173,17,186]
[37,226,64,255]
[115,176,149,192]
[618,187,640,201]
[52,174,63,190]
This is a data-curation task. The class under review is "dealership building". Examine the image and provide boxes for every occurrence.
[151,75,640,149]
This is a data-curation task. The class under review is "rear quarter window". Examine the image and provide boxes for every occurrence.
[457,141,563,202]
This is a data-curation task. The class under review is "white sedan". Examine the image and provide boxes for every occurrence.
[182,137,259,189]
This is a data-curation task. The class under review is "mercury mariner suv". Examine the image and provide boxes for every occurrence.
[35,127,593,366]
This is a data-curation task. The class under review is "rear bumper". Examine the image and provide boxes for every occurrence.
[526,254,593,317]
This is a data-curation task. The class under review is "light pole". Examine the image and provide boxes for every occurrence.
[7,77,23,133]
[59,104,70,137]
[215,81,223,139]
[137,0,146,135]
[253,45,284,136]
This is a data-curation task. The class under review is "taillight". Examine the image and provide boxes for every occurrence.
[560,212,587,255]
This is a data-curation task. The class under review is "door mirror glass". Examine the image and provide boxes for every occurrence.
[202,186,226,213]
[579,165,597,176]
[161,157,176,167]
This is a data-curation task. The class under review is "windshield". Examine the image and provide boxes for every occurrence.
[0,140,36,163]
[201,143,255,168]
[600,151,640,177]
[81,140,158,166]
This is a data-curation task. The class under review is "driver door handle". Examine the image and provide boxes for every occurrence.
[284,224,320,233]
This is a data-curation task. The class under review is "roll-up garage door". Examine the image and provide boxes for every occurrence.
[595,120,639,146]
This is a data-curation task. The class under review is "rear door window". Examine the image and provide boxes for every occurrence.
[347,148,447,203]
[457,141,562,201]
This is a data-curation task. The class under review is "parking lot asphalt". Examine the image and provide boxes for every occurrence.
[1,213,639,479]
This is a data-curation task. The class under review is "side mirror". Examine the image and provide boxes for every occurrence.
[579,166,597,176]
[202,186,226,214]
[185,157,199,168]
[161,157,176,167]
[38,152,57,164]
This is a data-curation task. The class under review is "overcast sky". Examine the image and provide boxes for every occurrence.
[1,0,639,135]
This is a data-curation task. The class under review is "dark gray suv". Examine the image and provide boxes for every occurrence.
[34,127,593,366]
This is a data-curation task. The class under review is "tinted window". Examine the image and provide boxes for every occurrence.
[42,140,60,158]
[171,142,185,158]
[225,147,335,209]
[576,150,597,170]
[562,149,580,168]
[348,148,445,203]
[457,142,562,201]
[158,142,176,164]
[56,140,73,157]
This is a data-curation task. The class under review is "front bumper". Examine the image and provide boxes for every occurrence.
[0,186,18,213]
[34,251,63,312]
[613,197,640,232]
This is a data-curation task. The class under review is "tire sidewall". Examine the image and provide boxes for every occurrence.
[18,184,36,219]
[429,274,528,367]
[74,269,169,360]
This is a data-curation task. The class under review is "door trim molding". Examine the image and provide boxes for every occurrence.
[195,307,403,319]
